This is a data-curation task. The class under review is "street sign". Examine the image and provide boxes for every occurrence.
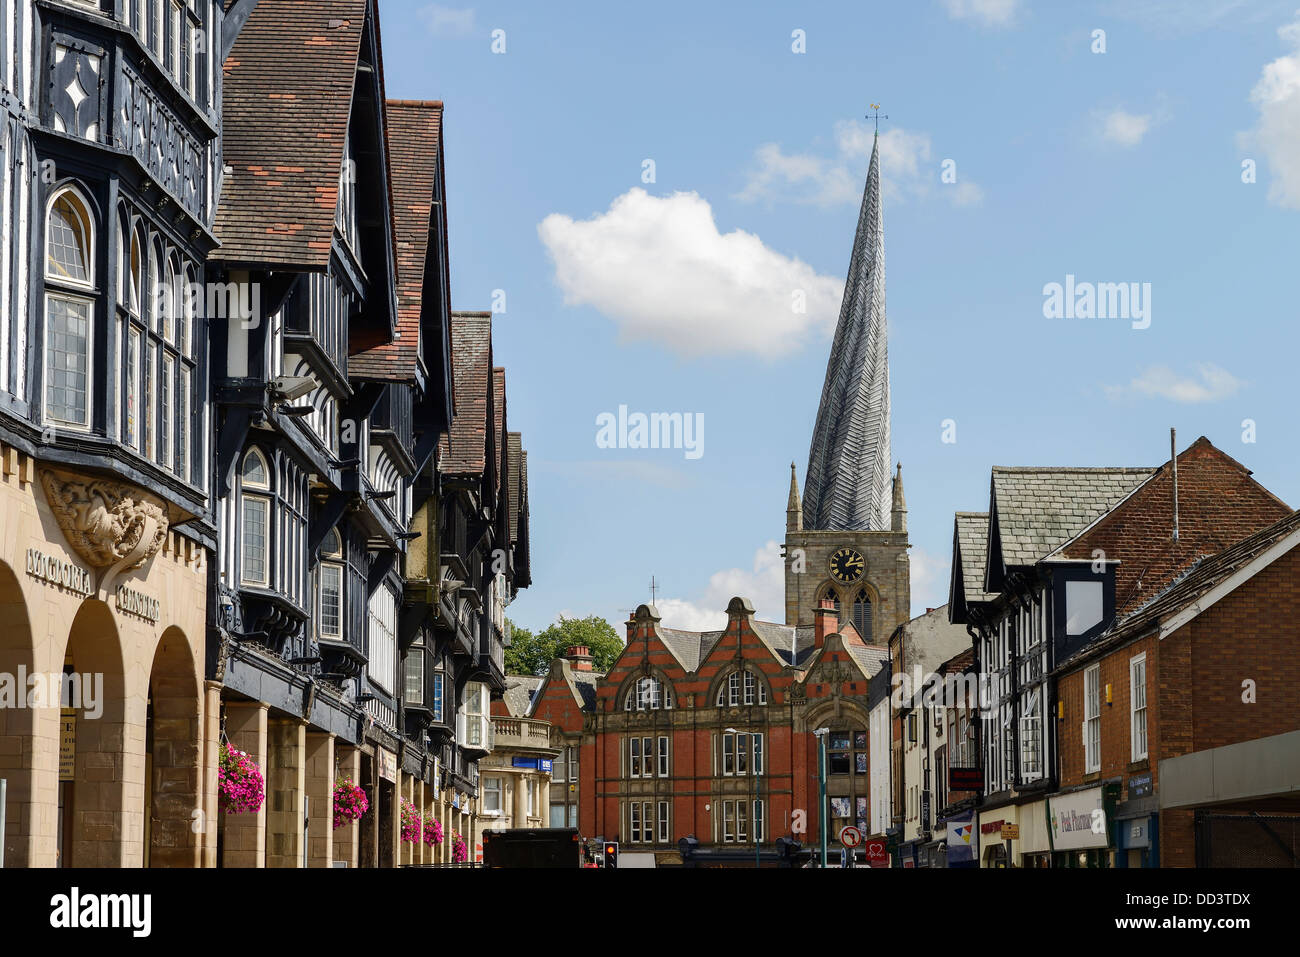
[1001,823,1020,840]
[838,825,863,848]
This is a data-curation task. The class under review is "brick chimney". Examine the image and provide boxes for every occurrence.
[814,599,838,649]
[566,645,593,672]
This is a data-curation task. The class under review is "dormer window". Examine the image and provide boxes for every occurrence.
[1065,580,1104,636]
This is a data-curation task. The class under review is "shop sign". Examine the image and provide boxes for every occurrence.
[512,757,539,770]
[1001,823,1020,840]
[60,707,76,781]
[1125,819,1150,849]
[980,819,1005,835]
[25,548,93,597]
[946,813,976,864]
[115,584,160,623]
[949,767,983,791]
[378,748,397,783]
[866,839,889,865]
[1048,787,1108,851]
[1128,773,1152,799]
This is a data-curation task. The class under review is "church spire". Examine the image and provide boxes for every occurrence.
[802,126,891,531]
[786,461,802,533]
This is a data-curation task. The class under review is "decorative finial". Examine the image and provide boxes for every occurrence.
[867,103,888,136]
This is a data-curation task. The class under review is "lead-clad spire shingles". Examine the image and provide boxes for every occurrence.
[802,132,891,531]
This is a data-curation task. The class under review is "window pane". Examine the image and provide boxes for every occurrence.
[45,297,90,425]
[176,365,189,478]
[241,496,268,584]
[1066,580,1104,636]
[319,564,342,636]
[125,327,139,446]
[432,673,444,722]
[242,450,267,486]
[404,641,423,704]
[160,353,173,466]
[47,196,89,283]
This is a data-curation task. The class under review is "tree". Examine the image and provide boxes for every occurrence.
[503,614,624,676]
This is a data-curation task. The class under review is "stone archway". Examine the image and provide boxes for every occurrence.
[62,598,129,867]
[145,626,201,867]
[0,560,52,867]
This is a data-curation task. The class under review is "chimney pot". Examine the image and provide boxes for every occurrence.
[814,599,837,648]
[566,645,593,671]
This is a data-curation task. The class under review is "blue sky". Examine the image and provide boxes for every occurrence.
[378,0,1300,635]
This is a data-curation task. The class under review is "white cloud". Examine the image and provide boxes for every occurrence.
[736,122,984,208]
[538,189,843,359]
[909,547,951,618]
[1098,108,1153,147]
[421,4,476,35]
[1105,363,1244,402]
[941,0,1020,27]
[1243,14,1300,209]
[655,541,786,631]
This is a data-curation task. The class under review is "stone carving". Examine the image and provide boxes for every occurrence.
[39,469,169,570]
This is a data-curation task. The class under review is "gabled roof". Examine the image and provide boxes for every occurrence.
[843,640,889,678]
[1057,509,1300,671]
[349,100,443,380]
[215,0,369,267]
[657,628,723,672]
[502,674,543,718]
[953,511,995,605]
[988,466,1153,571]
[438,312,492,477]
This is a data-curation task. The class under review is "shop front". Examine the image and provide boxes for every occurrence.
[977,806,1017,868]
[0,455,211,868]
[1017,799,1051,868]
[1048,786,1113,868]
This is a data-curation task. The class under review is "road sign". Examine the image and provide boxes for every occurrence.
[1001,823,1020,840]
[838,825,863,848]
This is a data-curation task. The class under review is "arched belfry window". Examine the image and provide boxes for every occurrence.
[44,186,95,429]
[817,584,841,618]
[851,589,872,642]
[240,448,271,586]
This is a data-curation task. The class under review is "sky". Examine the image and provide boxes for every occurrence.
[377,0,1300,637]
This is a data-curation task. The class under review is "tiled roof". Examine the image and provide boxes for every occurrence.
[437,313,492,476]
[215,0,368,268]
[990,467,1153,569]
[493,368,506,490]
[570,671,602,710]
[954,512,995,603]
[657,628,722,672]
[752,621,817,667]
[507,432,522,543]
[502,674,542,718]
[349,101,443,380]
[1059,509,1300,670]
[844,641,889,678]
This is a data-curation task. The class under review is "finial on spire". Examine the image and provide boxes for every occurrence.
[867,102,888,136]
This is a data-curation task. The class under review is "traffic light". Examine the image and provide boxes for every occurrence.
[603,841,618,868]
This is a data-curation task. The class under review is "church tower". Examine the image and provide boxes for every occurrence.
[784,130,910,639]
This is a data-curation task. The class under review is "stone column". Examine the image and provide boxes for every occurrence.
[513,772,527,830]
[221,700,268,868]
[540,772,550,826]
[305,731,334,867]
[200,681,221,867]
[266,718,307,867]
[332,744,361,868]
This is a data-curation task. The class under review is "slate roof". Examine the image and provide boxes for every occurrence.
[752,621,818,667]
[844,641,889,678]
[658,628,722,672]
[990,467,1153,569]
[493,368,506,487]
[349,100,443,380]
[215,0,369,268]
[570,671,602,710]
[1058,508,1300,671]
[502,675,542,718]
[657,621,818,671]
[954,511,995,603]
[437,312,492,476]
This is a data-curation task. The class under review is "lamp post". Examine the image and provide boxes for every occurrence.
[812,727,829,867]
[725,727,761,868]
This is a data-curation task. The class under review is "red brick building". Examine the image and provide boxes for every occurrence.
[1054,509,1300,867]
[529,598,888,861]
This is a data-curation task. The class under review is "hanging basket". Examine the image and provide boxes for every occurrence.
[400,800,422,844]
[451,831,468,863]
[332,778,368,829]
[423,817,443,846]
[218,742,265,815]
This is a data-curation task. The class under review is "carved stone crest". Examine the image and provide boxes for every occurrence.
[39,468,170,591]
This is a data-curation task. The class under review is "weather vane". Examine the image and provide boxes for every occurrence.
[649,575,660,604]
[867,102,888,134]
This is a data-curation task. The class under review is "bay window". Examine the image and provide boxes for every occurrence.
[239,448,270,586]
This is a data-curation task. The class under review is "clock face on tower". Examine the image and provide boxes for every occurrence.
[829,547,865,584]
